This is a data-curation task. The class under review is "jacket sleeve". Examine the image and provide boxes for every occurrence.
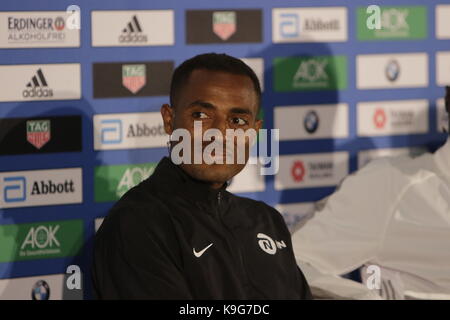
[292,158,403,277]
[92,206,193,299]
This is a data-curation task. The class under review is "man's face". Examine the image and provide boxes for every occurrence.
[161,69,262,188]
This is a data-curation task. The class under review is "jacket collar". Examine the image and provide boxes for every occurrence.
[148,157,229,207]
[434,138,450,181]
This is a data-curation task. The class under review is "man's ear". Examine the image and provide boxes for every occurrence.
[161,104,175,135]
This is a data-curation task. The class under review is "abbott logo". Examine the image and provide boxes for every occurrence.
[0,168,82,209]
[279,13,299,38]
[100,119,122,144]
[3,176,26,202]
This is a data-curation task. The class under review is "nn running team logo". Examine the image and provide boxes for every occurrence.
[27,120,51,149]
[23,68,53,98]
[119,15,147,43]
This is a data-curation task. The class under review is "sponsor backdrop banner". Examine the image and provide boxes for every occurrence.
[0,0,448,300]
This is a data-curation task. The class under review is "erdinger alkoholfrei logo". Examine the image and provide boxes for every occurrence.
[119,15,147,43]
[122,64,146,94]
[374,108,387,129]
[23,68,53,98]
[31,280,50,300]
[212,11,236,41]
[304,110,319,134]
[291,160,306,182]
[26,120,51,149]
[7,15,65,43]
[385,59,400,82]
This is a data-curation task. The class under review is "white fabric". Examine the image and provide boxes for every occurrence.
[292,139,450,300]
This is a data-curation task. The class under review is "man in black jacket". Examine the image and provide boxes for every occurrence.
[92,53,312,299]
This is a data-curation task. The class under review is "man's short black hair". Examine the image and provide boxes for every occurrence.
[170,53,261,113]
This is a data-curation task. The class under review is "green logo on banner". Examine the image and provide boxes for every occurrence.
[357,6,427,40]
[94,162,157,202]
[0,220,83,263]
[274,56,347,92]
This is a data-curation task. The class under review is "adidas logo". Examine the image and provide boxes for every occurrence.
[119,15,147,43]
[22,69,53,98]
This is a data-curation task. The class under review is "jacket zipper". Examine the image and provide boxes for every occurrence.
[216,191,252,294]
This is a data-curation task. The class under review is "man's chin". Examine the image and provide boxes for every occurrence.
[181,163,245,185]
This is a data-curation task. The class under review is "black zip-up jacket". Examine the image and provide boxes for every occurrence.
[92,157,312,299]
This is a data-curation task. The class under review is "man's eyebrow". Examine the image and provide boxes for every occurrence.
[230,107,253,117]
[186,100,254,117]
[187,100,217,110]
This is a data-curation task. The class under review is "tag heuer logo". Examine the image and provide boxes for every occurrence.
[385,60,400,82]
[27,120,51,149]
[213,11,236,41]
[122,64,146,94]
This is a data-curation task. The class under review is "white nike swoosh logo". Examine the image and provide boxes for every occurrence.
[193,243,213,258]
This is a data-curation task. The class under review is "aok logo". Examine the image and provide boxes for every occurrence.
[22,68,53,98]
[116,166,154,198]
[257,233,286,255]
[380,8,409,32]
[293,58,329,87]
[21,225,60,251]
[119,15,147,43]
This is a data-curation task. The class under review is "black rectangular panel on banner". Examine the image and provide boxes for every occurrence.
[186,9,263,44]
[0,115,82,155]
[93,61,173,98]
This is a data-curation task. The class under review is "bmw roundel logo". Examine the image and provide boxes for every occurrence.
[31,280,50,300]
[304,110,319,134]
[385,60,400,82]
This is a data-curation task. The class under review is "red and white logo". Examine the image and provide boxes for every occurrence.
[291,160,305,182]
[373,108,387,129]
[212,11,236,41]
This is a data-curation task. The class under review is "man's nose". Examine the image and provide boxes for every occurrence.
[211,116,228,137]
